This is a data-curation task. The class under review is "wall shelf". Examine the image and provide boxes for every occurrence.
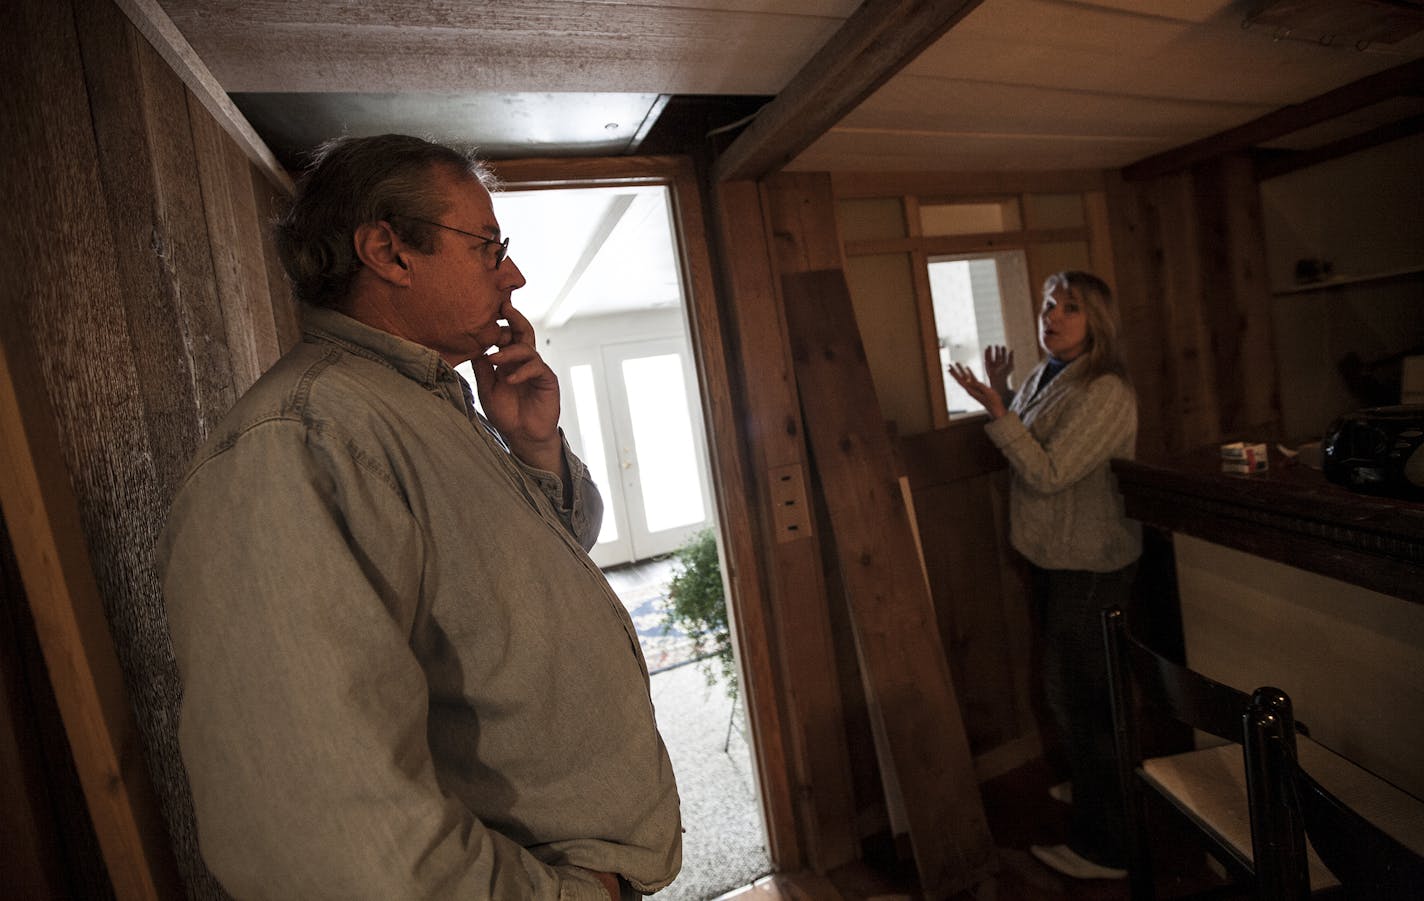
[1273,264,1424,296]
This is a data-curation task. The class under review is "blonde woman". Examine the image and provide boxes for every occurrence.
[950,270,1140,881]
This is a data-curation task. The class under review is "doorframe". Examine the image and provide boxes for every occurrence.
[492,155,798,870]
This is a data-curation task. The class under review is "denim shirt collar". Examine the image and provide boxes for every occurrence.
[300,305,467,408]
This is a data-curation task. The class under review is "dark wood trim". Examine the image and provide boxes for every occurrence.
[1254,113,1424,180]
[713,0,984,181]
[845,227,1089,258]
[1123,57,1424,181]
[1113,453,1424,602]
[831,169,1106,199]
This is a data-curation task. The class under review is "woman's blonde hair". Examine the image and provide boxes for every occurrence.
[1043,270,1130,383]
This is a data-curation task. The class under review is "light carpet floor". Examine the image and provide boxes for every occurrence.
[646,662,772,901]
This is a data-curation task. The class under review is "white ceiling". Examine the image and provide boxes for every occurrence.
[152,0,1424,321]
[788,0,1424,171]
[492,185,682,330]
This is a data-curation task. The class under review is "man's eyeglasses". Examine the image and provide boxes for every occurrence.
[395,216,510,268]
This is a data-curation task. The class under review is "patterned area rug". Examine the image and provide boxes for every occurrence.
[605,556,707,673]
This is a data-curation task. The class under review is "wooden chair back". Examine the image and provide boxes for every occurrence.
[1102,605,1300,901]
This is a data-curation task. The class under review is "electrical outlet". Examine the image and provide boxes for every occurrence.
[768,462,812,543]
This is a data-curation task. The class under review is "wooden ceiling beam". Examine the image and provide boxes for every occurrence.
[713,0,984,182]
[1253,112,1424,180]
[1122,56,1424,181]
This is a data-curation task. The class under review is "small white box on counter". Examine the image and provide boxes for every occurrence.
[1221,441,1268,473]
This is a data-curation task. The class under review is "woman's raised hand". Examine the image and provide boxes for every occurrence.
[948,361,1007,420]
[984,345,1014,398]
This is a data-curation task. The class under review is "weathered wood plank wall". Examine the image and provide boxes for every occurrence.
[1105,156,1280,459]
[0,0,294,896]
[712,179,862,872]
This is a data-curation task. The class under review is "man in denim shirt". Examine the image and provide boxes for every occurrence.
[159,135,681,900]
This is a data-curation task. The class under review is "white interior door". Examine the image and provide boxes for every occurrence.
[567,336,711,567]
[601,337,711,563]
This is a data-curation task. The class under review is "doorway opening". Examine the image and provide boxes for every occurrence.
[479,180,772,900]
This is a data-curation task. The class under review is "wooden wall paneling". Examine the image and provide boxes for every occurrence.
[983,469,1038,776]
[1084,190,1117,292]
[911,475,1022,755]
[74,0,237,500]
[1213,154,1279,437]
[1151,172,1222,454]
[782,269,995,899]
[1,1,182,896]
[249,165,299,353]
[763,173,849,273]
[713,179,858,872]
[902,196,950,431]
[1190,159,1247,439]
[896,426,1036,776]
[1103,173,1169,460]
[112,0,292,194]
[189,90,282,388]
[667,163,802,870]
[831,170,1106,200]
[75,12,252,896]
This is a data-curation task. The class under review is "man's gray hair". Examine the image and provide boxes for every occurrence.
[275,134,498,309]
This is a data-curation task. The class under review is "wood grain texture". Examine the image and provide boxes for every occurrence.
[112,0,291,192]
[1103,171,1170,460]
[783,268,995,899]
[190,91,282,388]
[161,0,849,94]
[75,0,237,502]
[1212,154,1279,438]
[0,1,183,896]
[665,160,801,870]
[716,0,985,179]
[715,178,860,872]
[832,169,1107,200]
[248,164,299,353]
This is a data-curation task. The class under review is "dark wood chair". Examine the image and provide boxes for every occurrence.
[1101,605,1299,900]
[1104,605,1424,901]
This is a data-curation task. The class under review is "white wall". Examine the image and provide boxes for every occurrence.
[1174,534,1424,799]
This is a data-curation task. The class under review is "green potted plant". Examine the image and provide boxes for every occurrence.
[661,528,736,697]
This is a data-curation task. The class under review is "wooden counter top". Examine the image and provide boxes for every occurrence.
[1112,449,1424,602]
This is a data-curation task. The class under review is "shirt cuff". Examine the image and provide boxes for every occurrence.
[515,430,583,506]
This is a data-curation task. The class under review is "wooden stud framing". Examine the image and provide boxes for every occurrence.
[714,176,862,872]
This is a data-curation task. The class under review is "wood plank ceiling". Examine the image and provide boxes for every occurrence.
[154,0,1424,174]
